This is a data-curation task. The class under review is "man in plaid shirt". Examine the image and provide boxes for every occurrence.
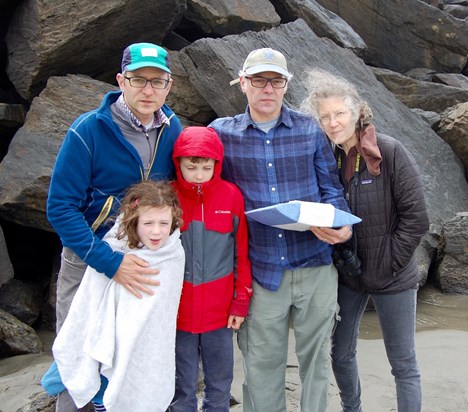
[210,48,352,412]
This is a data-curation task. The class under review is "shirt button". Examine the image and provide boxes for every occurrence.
[271,187,276,192]
[266,140,271,144]
[281,256,285,261]
[268,163,273,167]
[278,233,283,238]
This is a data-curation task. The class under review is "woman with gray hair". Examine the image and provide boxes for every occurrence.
[301,69,429,412]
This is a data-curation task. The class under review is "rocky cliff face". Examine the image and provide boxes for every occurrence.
[0,1,467,407]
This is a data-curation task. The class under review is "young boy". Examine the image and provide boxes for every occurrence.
[169,126,252,411]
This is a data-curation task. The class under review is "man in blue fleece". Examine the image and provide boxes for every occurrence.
[47,42,182,412]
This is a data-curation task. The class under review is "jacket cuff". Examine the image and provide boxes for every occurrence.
[229,289,253,317]
[229,299,250,317]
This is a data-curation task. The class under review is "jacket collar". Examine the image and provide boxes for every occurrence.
[357,124,382,176]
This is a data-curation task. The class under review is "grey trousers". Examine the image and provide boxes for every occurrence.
[55,247,91,412]
[238,265,339,412]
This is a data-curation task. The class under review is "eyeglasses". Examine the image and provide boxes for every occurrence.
[319,110,350,125]
[124,76,170,89]
[245,76,288,89]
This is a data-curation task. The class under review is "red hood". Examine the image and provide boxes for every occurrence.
[173,126,224,194]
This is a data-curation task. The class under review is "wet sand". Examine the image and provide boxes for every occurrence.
[230,328,468,412]
[1,285,467,412]
[231,285,468,411]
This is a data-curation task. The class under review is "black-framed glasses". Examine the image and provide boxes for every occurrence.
[246,76,288,89]
[124,76,170,89]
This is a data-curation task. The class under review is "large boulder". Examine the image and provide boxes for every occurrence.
[5,0,186,100]
[270,0,367,53]
[0,102,25,128]
[435,212,468,294]
[315,0,468,73]
[184,0,281,36]
[433,73,468,89]
[0,75,117,231]
[444,4,468,19]
[438,102,468,179]
[180,19,468,230]
[0,279,43,326]
[411,108,441,130]
[0,308,42,356]
[166,50,215,125]
[371,67,468,113]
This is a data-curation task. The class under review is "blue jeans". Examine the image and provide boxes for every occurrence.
[168,328,234,412]
[332,285,421,412]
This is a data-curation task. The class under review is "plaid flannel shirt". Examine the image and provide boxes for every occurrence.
[210,105,350,291]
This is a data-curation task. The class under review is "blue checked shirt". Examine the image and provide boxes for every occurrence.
[209,105,350,291]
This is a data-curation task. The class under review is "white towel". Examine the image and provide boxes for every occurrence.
[53,222,185,412]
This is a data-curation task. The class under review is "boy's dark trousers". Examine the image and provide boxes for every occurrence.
[168,327,234,412]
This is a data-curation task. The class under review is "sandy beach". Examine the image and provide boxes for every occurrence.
[229,328,468,412]
[231,286,468,411]
[1,286,467,412]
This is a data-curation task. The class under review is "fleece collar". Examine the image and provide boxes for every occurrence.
[357,124,382,176]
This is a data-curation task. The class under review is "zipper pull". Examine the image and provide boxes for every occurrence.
[196,184,203,196]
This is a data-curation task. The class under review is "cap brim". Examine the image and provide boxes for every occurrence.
[245,64,290,78]
[125,62,171,74]
[230,63,291,86]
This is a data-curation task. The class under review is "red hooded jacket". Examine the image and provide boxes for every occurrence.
[172,126,252,333]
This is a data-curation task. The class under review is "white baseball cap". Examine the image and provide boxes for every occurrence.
[230,48,292,85]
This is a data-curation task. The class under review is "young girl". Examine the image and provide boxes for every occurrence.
[42,180,185,412]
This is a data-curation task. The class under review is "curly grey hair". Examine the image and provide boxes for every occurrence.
[300,68,373,129]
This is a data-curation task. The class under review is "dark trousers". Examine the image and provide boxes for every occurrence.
[332,285,421,412]
[168,328,234,412]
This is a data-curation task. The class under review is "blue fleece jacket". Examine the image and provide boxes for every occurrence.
[47,91,182,277]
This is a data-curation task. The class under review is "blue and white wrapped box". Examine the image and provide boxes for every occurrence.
[245,200,361,231]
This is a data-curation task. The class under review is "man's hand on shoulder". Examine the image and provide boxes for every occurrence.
[113,254,160,298]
